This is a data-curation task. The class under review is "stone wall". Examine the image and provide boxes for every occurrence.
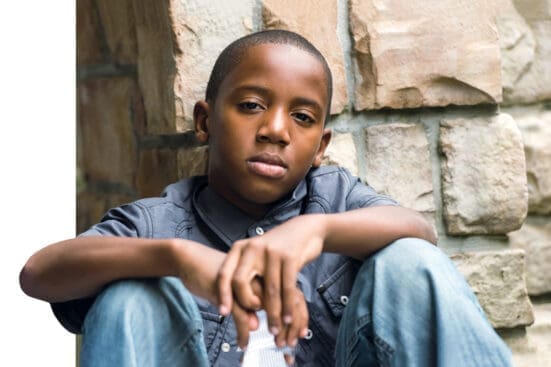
[77,0,551,364]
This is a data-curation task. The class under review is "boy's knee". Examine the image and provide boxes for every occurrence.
[354,237,468,297]
[86,277,200,328]
[367,237,446,272]
[87,279,163,324]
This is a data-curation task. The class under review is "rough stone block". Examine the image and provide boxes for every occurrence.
[516,111,551,214]
[508,217,551,295]
[505,301,551,367]
[262,0,348,114]
[440,114,528,235]
[134,0,254,134]
[502,19,551,104]
[364,123,435,222]
[494,0,536,100]
[321,132,359,176]
[78,77,140,187]
[96,0,138,64]
[77,0,105,65]
[513,0,551,20]
[451,250,534,329]
[177,146,209,179]
[349,0,502,111]
[136,148,179,198]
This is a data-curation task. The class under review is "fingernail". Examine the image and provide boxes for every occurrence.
[283,315,292,325]
[270,326,280,335]
[290,338,298,347]
[219,304,229,315]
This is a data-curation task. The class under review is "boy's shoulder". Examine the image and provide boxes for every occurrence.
[306,165,359,192]
[133,175,208,210]
[305,166,398,211]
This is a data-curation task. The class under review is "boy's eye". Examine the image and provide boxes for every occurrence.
[238,101,264,111]
[292,112,315,124]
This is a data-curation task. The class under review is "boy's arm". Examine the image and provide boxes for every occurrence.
[217,205,436,347]
[322,205,437,258]
[19,236,225,303]
[20,236,308,349]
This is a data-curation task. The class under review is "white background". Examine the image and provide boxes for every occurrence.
[0,2,75,365]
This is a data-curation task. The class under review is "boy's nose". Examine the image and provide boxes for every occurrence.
[256,109,290,146]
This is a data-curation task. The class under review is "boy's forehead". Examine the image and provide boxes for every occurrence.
[220,43,329,103]
[239,43,324,75]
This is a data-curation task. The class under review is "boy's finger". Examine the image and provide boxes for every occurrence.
[232,247,263,310]
[281,257,299,326]
[264,253,282,339]
[284,353,295,366]
[232,303,253,350]
[286,289,308,347]
[217,243,244,315]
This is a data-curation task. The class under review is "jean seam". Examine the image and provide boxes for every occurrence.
[343,313,394,367]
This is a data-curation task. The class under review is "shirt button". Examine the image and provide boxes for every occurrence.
[255,226,264,235]
[304,328,313,340]
[221,342,231,353]
[340,295,349,306]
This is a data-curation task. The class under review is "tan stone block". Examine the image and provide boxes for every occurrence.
[516,111,551,214]
[505,302,551,367]
[77,0,105,65]
[349,0,502,111]
[451,250,534,329]
[321,132,359,176]
[513,0,551,20]
[494,0,536,99]
[440,114,528,235]
[262,0,347,114]
[508,217,551,295]
[78,77,139,187]
[177,146,209,179]
[133,1,178,134]
[503,19,551,104]
[364,123,435,222]
[136,148,179,198]
[170,0,255,132]
[96,0,138,64]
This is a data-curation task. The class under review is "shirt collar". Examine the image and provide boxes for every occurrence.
[193,178,308,248]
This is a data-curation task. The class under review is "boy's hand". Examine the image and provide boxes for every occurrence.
[217,215,326,345]
[172,240,262,348]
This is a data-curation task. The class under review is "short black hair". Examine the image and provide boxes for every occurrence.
[205,29,333,122]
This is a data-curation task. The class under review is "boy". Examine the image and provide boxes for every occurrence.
[20,30,512,366]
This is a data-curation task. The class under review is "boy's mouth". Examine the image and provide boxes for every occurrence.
[247,153,288,179]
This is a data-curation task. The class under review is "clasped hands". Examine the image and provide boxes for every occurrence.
[216,215,326,352]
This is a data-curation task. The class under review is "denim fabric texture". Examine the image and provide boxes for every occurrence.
[52,167,512,366]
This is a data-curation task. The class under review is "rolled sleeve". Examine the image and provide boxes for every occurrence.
[345,175,398,210]
[51,202,149,333]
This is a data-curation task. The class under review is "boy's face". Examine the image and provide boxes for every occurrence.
[195,43,331,217]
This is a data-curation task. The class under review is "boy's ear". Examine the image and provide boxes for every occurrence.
[193,100,210,144]
[312,128,332,168]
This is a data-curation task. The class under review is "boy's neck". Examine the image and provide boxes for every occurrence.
[207,180,273,220]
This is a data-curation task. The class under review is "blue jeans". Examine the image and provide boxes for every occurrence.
[79,238,512,366]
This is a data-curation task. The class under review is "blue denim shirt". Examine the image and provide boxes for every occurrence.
[52,166,397,366]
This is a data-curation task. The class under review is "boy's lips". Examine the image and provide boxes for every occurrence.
[247,153,288,178]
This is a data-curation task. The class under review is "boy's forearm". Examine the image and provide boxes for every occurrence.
[19,236,221,303]
[321,206,437,259]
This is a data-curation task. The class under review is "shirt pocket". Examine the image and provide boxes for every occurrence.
[316,259,360,319]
